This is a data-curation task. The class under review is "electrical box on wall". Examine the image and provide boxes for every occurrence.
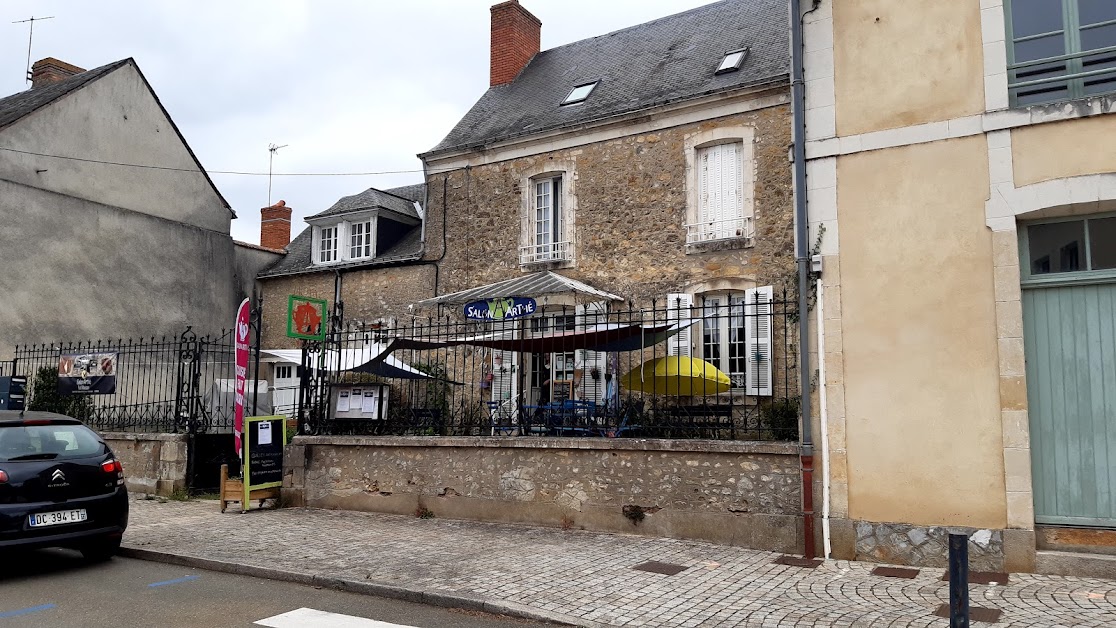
[332,384,389,420]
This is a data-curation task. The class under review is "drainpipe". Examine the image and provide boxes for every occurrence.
[791,0,817,559]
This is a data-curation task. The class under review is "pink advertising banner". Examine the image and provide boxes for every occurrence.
[234,297,251,459]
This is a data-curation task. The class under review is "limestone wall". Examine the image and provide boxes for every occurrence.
[283,436,802,552]
[101,432,188,496]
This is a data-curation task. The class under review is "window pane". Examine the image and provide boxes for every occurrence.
[1079,0,1116,27]
[1028,221,1086,274]
[1014,34,1066,62]
[1014,83,1070,104]
[1081,23,1116,52]
[1011,0,1064,38]
[1089,217,1116,270]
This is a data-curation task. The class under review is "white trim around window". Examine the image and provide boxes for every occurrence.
[311,215,379,266]
[519,161,577,268]
[683,125,757,249]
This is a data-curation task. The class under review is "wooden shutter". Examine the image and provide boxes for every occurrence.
[698,144,742,239]
[311,226,321,263]
[666,293,694,357]
[744,286,773,396]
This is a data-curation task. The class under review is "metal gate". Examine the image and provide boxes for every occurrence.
[13,326,262,492]
[1023,281,1116,527]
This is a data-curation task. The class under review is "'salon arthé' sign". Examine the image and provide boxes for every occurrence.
[464,297,537,321]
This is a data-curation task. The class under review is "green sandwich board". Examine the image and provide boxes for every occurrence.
[243,415,287,509]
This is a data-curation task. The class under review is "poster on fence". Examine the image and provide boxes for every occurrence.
[57,353,117,394]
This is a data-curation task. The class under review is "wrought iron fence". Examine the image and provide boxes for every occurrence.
[298,291,801,441]
[12,328,258,433]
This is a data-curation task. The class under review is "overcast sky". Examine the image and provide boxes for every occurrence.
[1,1,716,244]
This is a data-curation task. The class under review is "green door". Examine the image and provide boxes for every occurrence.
[1023,281,1116,526]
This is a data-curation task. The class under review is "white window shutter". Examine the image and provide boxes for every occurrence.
[311,226,321,263]
[490,328,519,423]
[666,293,693,357]
[576,302,608,403]
[744,286,773,396]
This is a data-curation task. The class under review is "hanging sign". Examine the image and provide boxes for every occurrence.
[464,297,537,321]
[234,298,251,459]
[58,353,117,395]
[287,295,328,341]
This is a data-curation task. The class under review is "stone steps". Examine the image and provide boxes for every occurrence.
[1035,550,1116,579]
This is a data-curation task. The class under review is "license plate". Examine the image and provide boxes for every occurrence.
[28,509,88,528]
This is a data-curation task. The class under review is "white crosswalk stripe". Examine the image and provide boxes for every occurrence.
[255,607,419,628]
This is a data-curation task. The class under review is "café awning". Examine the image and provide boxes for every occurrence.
[260,346,438,380]
[381,319,695,354]
[414,271,623,307]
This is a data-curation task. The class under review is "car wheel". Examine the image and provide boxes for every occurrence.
[80,537,121,562]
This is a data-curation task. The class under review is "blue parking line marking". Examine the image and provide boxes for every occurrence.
[0,604,56,618]
[147,575,200,588]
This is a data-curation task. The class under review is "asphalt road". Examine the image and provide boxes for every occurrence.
[0,550,549,628]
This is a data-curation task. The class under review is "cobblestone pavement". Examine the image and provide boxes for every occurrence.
[122,498,1116,627]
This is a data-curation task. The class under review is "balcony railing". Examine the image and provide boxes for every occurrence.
[520,240,572,265]
[685,217,754,245]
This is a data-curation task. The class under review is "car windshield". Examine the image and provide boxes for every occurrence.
[0,425,105,462]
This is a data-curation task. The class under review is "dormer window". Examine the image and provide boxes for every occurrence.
[562,81,598,105]
[350,220,372,260]
[319,226,337,263]
[715,49,748,75]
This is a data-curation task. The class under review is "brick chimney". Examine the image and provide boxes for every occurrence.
[30,57,85,89]
[260,200,292,250]
[490,0,541,87]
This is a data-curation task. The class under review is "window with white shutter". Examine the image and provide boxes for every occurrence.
[319,226,337,263]
[666,293,694,357]
[696,142,743,241]
[743,286,773,396]
[349,220,372,260]
[521,175,570,264]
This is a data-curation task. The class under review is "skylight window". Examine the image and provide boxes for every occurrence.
[715,49,748,75]
[562,81,598,105]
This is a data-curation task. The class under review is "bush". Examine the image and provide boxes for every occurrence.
[27,366,94,420]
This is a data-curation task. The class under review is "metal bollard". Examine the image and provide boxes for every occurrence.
[948,533,970,628]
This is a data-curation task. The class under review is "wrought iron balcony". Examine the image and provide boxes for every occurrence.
[519,240,572,265]
[684,217,754,244]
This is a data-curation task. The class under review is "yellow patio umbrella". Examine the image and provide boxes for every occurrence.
[620,356,732,396]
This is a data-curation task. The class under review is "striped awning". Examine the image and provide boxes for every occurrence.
[415,271,623,307]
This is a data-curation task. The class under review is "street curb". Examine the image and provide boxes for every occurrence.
[119,546,607,627]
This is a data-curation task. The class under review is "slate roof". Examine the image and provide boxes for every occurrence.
[424,0,789,157]
[306,185,423,221]
[259,183,426,278]
[0,59,129,130]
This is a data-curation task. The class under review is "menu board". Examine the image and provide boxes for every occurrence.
[552,379,573,404]
[244,415,286,492]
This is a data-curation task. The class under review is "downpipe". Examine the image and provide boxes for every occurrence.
[790,0,818,559]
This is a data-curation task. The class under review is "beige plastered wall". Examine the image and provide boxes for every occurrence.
[832,0,986,137]
[1012,116,1116,187]
[837,136,1007,527]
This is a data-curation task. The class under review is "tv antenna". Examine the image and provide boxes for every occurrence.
[267,143,288,206]
[13,16,55,84]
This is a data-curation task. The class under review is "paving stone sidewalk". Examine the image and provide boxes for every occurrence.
[122,497,1116,627]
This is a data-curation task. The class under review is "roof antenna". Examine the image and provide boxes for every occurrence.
[267,143,288,206]
[12,16,55,84]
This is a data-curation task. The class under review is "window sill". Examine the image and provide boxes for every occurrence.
[520,258,575,271]
[685,237,753,255]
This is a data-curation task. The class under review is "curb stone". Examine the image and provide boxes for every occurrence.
[119,546,606,627]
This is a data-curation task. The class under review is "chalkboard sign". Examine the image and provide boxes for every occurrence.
[243,415,286,500]
[552,379,573,404]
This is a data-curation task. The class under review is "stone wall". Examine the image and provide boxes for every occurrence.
[853,520,1005,572]
[101,432,188,496]
[283,436,802,552]
[425,101,796,305]
[260,263,433,349]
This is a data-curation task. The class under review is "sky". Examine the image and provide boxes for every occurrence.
[1,1,717,244]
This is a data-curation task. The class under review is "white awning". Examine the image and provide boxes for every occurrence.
[260,345,436,380]
[415,271,623,307]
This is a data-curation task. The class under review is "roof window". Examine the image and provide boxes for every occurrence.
[561,81,598,105]
[715,49,748,75]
